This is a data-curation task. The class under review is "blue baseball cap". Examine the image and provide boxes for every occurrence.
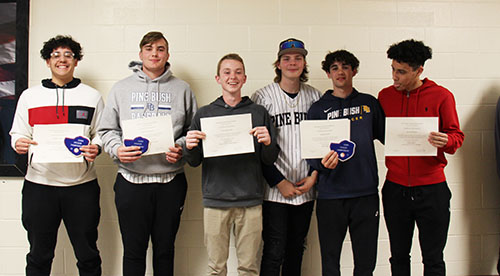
[278,38,308,57]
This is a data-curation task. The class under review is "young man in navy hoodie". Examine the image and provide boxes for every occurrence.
[307,50,385,275]
[378,39,464,276]
[10,35,103,276]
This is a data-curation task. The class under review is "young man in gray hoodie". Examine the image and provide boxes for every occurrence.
[184,53,279,276]
[98,31,197,276]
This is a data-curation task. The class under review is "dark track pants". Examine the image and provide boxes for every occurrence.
[382,180,451,276]
[22,179,101,276]
[316,194,380,276]
[260,200,314,276]
[114,173,187,276]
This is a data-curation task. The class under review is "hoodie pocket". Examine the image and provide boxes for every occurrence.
[203,156,263,201]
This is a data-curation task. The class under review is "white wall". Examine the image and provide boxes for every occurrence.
[1,0,499,275]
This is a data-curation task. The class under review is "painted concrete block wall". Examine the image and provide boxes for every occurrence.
[0,0,499,275]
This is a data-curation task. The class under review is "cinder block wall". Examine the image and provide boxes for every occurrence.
[1,0,499,275]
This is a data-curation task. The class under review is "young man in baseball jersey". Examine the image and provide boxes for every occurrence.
[10,35,103,276]
[378,40,464,276]
[251,38,321,276]
[184,53,279,276]
[98,31,197,276]
[307,50,385,276]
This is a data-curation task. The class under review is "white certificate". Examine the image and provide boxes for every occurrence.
[121,115,175,156]
[299,119,350,159]
[385,117,438,156]
[31,124,86,163]
[200,113,255,158]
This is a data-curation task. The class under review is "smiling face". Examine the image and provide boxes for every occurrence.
[139,38,170,79]
[277,53,306,81]
[327,61,357,91]
[391,60,423,91]
[216,59,247,96]
[46,46,78,86]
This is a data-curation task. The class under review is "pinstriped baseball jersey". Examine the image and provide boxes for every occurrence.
[252,82,322,205]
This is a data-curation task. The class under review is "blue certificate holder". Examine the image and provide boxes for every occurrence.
[124,136,150,154]
[330,140,356,162]
[64,136,90,156]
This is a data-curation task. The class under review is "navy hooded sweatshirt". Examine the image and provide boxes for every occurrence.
[306,89,385,199]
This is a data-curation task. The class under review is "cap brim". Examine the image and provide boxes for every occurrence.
[278,48,308,57]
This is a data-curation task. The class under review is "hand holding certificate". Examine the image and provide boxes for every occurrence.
[385,117,438,156]
[200,113,255,158]
[299,119,350,159]
[30,124,87,163]
[121,115,175,156]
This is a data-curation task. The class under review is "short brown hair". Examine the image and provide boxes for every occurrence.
[139,31,169,51]
[217,53,245,76]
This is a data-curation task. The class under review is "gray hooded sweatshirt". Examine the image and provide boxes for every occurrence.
[98,61,197,176]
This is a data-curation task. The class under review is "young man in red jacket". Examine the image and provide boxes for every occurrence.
[378,39,464,276]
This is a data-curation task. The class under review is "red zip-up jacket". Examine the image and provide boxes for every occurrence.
[378,78,464,187]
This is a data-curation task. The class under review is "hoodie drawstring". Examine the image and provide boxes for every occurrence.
[157,81,160,115]
[402,186,422,201]
[142,80,150,116]
[55,86,66,119]
[145,80,161,115]
[56,87,59,119]
[62,87,66,117]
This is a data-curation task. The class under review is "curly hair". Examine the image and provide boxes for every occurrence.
[321,50,359,73]
[387,39,432,70]
[40,35,83,61]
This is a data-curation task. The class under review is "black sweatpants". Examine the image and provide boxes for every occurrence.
[260,200,314,276]
[22,179,101,276]
[114,173,187,276]
[316,194,380,276]
[382,180,451,276]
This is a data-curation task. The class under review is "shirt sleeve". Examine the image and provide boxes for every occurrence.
[183,111,203,167]
[373,98,386,145]
[262,163,285,187]
[97,85,123,159]
[440,92,464,155]
[9,91,32,150]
